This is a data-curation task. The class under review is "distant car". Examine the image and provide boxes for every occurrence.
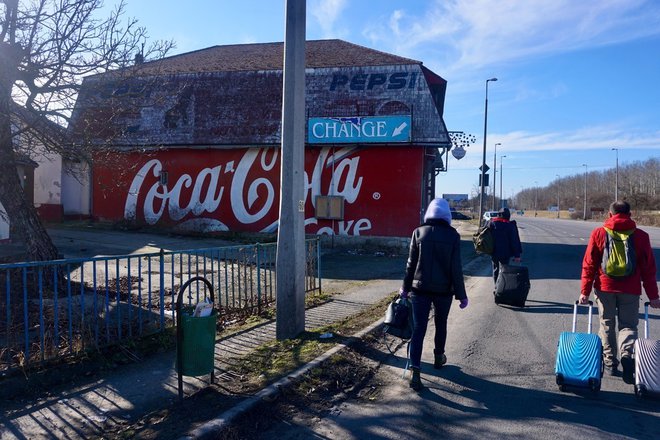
[451,211,472,220]
[483,211,500,221]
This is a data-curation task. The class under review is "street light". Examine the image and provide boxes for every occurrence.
[612,147,619,201]
[479,77,498,225]
[492,142,501,210]
[500,155,507,209]
[556,174,560,218]
[583,164,588,220]
[534,181,538,216]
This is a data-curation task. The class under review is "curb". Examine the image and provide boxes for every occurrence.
[179,315,387,439]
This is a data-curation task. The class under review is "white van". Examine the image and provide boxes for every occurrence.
[483,211,500,221]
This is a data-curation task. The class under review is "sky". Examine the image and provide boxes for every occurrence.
[107,0,660,200]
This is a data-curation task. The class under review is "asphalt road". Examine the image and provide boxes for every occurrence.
[257,216,660,440]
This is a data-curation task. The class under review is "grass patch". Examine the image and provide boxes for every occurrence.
[233,293,395,389]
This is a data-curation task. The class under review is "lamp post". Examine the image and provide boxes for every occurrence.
[582,164,588,220]
[556,174,560,218]
[500,155,506,209]
[612,147,619,201]
[534,181,538,216]
[479,77,498,225]
[492,142,501,210]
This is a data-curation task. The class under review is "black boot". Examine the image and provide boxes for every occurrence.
[621,356,634,384]
[434,352,447,369]
[409,367,423,391]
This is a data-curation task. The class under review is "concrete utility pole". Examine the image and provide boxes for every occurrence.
[276,0,306,340]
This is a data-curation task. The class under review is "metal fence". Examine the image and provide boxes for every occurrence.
[0,239,320,374]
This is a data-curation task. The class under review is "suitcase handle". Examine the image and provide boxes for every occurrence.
[572,300,594,334]
[644,301,650,339]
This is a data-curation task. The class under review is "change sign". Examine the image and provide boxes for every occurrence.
[308,115,411,144]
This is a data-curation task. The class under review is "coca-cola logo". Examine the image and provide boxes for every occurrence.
[123,147,373,235]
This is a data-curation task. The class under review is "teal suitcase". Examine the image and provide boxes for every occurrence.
[555,301,603,392]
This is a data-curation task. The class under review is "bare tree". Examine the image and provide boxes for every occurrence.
[0,0,173,261]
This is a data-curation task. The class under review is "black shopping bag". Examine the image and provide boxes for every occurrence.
[384,297,413,340]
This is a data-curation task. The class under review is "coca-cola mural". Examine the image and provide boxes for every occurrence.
[93,146,423,237]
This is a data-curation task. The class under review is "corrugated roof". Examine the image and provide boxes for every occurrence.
[125,39,421,75]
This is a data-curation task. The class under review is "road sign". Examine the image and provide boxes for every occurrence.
[479,164,490,173]
[479,173,490,186]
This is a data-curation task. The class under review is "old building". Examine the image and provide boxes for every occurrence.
[1,105,72,243]
[69,39,452,237]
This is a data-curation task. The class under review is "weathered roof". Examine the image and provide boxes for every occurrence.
[69,40,448,148]
[114,39,420,76]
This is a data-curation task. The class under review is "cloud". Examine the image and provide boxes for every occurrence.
[363,0,660,76]
[309,0,349,38]
[451,123,660,170]
[495,125,660,153]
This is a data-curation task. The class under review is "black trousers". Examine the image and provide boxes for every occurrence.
[491,257,510,285]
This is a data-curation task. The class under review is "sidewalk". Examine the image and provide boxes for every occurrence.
[0,222,479,439]
[0,255,405,440]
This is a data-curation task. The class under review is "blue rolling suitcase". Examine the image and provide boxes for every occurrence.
[634,302,660,399]
[555,301,603,392]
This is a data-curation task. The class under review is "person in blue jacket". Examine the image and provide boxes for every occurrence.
[400,198,469,391]
[488,207,522,286]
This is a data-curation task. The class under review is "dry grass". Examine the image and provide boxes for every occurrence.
[513,210,660,226]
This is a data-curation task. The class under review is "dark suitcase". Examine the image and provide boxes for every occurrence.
[555,301,603,392]
[634,301,660,398]
[494,263,530,307]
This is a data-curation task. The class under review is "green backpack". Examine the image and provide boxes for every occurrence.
[473,225,494,255]
[601,227,636,278]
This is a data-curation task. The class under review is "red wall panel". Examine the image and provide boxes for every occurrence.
[93,146,423,237]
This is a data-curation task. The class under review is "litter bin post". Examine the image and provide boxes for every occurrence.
[176,276,217,402]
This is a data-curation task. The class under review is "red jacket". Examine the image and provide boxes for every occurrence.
[581,213,658,300]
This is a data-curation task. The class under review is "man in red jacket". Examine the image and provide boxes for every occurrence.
[579,201,660,384]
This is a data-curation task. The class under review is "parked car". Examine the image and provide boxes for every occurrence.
[483,211,500,221]
[451,211,472,220]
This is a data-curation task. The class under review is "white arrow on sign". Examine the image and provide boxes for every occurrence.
[392,122,408,137]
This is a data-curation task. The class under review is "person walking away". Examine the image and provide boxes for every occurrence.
[580,200,660,384]
[489,207,523,287]
[400,198,469,391]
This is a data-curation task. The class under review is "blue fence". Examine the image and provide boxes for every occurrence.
[0,239,320,374]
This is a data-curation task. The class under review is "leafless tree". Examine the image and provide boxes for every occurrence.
[0,0,173,261]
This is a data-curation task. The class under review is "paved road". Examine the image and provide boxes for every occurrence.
[257,217,660,439]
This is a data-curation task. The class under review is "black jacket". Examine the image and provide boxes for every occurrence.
[402,219,467,299]
[489,218,522,260]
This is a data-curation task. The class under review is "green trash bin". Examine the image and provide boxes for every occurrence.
[177,308,217,376]
[176,276,217,401]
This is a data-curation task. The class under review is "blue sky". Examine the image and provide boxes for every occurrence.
[109,0,660,199]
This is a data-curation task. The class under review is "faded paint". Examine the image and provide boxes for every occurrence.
[93,146,424,237]
[71,64,448,148]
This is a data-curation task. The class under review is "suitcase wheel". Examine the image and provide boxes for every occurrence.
[635,384,647,399]
[588,378,600,393]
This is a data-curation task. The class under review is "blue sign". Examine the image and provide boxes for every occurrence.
[308,115,411,144]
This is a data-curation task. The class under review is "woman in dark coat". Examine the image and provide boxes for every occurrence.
[400,198,469,391]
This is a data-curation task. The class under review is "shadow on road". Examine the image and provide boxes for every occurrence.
[415,364,659,438]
